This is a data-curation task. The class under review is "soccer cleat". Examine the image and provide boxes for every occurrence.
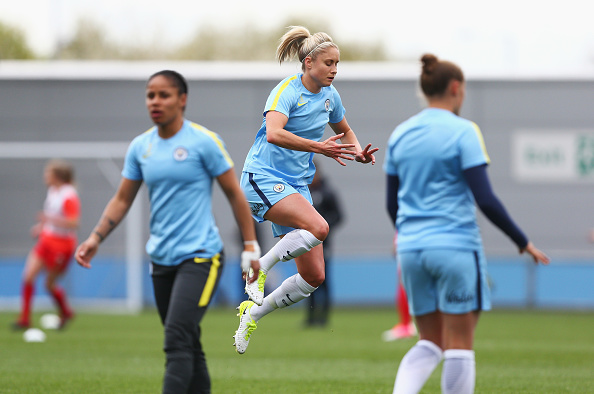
[381,322,417,342]
[233,300,257,354]
[245,268,267,306]
[59,312,74,330]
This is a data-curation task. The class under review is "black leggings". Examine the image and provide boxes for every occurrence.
[152,253,224,394]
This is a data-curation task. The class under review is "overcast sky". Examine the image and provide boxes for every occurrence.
[1,0,593,74]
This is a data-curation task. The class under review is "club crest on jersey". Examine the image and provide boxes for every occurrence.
[325,99,330,112]
[173,147,188,161]
[273,183,285,193]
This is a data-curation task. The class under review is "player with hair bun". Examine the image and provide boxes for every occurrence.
[234,25,378,354]
[385,54,550,393]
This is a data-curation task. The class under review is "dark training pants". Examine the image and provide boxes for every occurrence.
[152,253,224,394]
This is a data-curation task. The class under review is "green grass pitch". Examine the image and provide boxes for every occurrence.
[1,307,593,393]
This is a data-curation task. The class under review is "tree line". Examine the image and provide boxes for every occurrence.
[0,18,388,61]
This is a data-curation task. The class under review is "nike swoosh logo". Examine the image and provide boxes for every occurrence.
[282,251,296,261]
[142,143,153,158]
[297,95,308,107]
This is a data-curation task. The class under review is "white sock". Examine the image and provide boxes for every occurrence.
[393,339,443,394]
[441,349,475,394]
[250,273,317,321]
[259,229,322,273]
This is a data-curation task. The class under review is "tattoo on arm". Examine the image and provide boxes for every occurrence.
[93,216,118,243]
[93,231,105,242]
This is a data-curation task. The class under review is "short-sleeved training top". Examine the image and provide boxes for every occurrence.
[242,73,346,186]
[122,120,233,266]
[384,108,491,251]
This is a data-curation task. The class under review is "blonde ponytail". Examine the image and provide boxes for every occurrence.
[276,26,338,70]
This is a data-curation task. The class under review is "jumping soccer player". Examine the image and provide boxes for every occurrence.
[233,25,378,354]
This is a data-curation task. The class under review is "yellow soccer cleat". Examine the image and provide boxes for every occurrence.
[245,268,267,306]
[233,300,258,354]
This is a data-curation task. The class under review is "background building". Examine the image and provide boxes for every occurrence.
[1,61,593,311]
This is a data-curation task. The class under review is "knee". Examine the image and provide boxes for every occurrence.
[310,274,325,288]
[22,269,36,284]
[163,322,194,352]
[306,219,329,242]
[302,271,325,288]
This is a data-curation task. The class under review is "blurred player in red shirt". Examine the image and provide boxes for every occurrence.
[13,159,80,330]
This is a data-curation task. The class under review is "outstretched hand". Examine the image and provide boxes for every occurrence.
[355,143,379,165]
[319,133,356,166]
[521,242,550,265]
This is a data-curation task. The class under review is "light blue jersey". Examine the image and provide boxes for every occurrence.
[384,108,490,252]
[242,73,346,186]
[122,120,234,266]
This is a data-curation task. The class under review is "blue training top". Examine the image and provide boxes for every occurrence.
[122,120,234,266]
[242,73,346,186]
[383,108,490,251]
